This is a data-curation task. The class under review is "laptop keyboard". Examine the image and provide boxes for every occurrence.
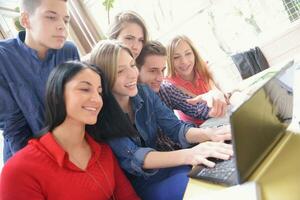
[196,158,236,182]
[199,116,230,129]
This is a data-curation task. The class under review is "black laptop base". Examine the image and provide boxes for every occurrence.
[188,158,239,186]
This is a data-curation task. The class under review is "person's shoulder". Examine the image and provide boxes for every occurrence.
[0,37,17,46]
[160,80,180,95]
[58,40,79,54]
[95,142,116,161]
[161,80,175,89]
[136,84,163,107]
[88,134,112,153]
[137,83,155,95]
[136,84,158,100]
[0,37,18,54]
[2,144,40,174]
[99,142,113,153]
[62,40,78,49]
[55,41,79,59]
[0,143,48,190]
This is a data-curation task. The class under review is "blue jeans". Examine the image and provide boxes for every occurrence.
[132,165,191,200]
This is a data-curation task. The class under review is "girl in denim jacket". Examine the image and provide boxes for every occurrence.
[89,40,233,200]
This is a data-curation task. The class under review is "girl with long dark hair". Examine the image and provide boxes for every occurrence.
[0,61,139,200]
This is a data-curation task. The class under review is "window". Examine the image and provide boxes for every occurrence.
[85,0,300,91]
[282,0,300,22]
[0,0,99,56]
[0,1,19,38]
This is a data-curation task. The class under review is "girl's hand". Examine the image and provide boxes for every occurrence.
[183,141,233,167]
[203,125,232,142]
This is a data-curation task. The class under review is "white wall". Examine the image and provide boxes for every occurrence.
[214,21,300,93]
[260,21,300,66]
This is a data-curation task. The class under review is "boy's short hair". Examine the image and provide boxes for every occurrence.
[136,41,166,69]
[20,0,67,14]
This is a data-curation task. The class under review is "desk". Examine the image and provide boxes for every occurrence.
[184,61,300,200]
[184,133,300,200]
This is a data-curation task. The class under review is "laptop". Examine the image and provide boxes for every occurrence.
[189,60,295,185]
[199,114,230,129]
[199,60,295,129]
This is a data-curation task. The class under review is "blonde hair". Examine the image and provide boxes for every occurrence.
[166,35,213,84]
[89,40,133,89]
[108,10,149,44]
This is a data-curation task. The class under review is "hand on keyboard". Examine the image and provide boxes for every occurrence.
[202,125,232,142]
[196,158,236,183]
[183,141,233,167]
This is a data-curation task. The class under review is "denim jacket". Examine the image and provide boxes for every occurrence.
[108,84,193,178]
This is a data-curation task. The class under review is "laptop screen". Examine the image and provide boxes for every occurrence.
[231,61,295,184]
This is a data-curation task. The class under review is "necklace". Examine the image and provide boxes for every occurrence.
[69,154,116,200]
[69,154,88,170]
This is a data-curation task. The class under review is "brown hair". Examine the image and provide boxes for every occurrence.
[108,10,149,44]
[88,40,139,139]
[135,40,166,70]
[20,0,67,14]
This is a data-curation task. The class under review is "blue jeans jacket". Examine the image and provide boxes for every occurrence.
[108,84,193,178]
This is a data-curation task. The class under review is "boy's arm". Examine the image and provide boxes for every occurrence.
[0,74,32,155]
[159,82,210,120]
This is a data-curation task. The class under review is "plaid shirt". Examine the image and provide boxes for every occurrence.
[159,80,210,124]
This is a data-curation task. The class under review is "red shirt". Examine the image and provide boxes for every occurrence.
[0,132,140,200]
[168,72,210,125]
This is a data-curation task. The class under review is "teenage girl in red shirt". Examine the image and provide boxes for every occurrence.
[0,61,140,200]
[165,35,229,125]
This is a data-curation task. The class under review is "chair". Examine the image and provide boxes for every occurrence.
[231,47,270,79]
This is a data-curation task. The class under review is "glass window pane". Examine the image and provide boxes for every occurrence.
[84,0,300,91]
